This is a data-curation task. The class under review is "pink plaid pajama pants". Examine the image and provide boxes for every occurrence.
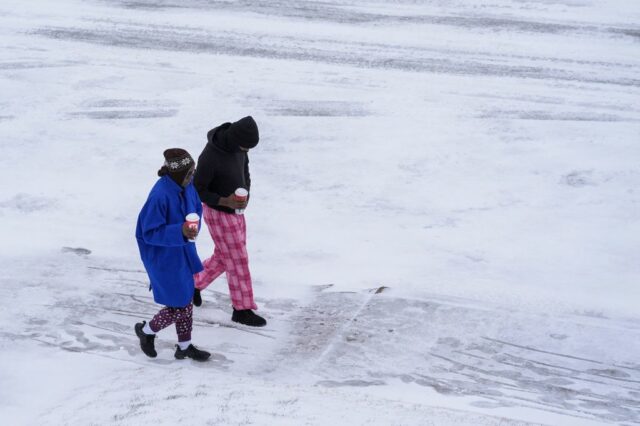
[194,205,257,310]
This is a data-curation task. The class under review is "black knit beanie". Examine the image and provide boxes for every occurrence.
[157,148,195,184]
[227,116,259,149]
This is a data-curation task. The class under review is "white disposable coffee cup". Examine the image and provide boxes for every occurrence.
[234,188,248,215]
[185,213,199,242]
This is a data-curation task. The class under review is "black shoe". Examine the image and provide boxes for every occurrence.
[174,344,211,362]
[134,321,157,358]
[232,308,267,327]
[193,288,202,307]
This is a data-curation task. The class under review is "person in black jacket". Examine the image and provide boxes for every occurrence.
[192,116,266,327]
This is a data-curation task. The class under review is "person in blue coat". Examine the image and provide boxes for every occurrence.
[134,148,211,362]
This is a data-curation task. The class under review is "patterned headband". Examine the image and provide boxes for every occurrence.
[164,155,193,172]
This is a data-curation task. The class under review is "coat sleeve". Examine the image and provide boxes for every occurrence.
[190,184,204,229]
[244,155,251,191]
[139,194,186,247]
[194,147,221,208]
[196,195,203,219]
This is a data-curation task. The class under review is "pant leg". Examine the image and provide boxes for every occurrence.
[195,246,225,290]
[175,303,193,342]
[149,307,178,333]
[194,204,226,290]
[211,210,257,310]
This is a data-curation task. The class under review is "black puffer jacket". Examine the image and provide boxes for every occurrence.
[193,117,259,214]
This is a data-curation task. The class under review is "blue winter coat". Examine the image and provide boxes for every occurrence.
[136,175,204,307]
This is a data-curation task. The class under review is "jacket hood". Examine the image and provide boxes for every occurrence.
[207,123,235,152]
[207,116,259,153]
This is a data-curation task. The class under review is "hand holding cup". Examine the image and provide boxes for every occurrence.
[233,188,248,214]
[219,190,248,210]
[183,213,200,241]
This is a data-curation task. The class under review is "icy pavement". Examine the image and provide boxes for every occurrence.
[283,289,640,424]
[1,253,638,425]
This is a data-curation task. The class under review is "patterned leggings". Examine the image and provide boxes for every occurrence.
[149,303,193,342]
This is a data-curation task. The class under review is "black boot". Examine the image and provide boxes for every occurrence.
[134,321,157,358]
[193,288,202,307]
[174,344,211,362]
[232,308,267,327]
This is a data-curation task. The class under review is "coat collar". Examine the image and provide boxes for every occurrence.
[161,174,184,193]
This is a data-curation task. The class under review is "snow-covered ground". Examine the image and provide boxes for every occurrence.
[1,0,639,424]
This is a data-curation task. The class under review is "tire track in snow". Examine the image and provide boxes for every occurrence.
[33,25,640,87]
